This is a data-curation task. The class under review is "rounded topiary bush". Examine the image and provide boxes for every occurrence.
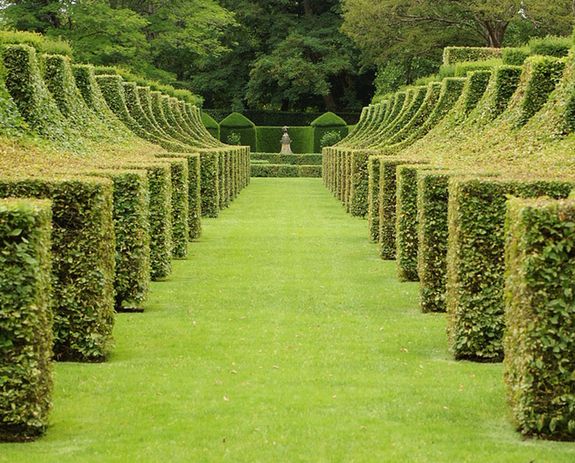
[311,112,348,152]
[201,111,220,140]
[220,112,256,151]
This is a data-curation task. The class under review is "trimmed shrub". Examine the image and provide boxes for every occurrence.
[251,164,297,178]
[0,199,53,442]
[367,156,381,242]
[88,170,150,310]
[396,163,431,282]
[157,153,202,240]
[311,112,349,153]
[298,165,322,178]
[0,73,26,136]
[320,130,344,148]
[220,112,256,151]
[200,150,220,218]
[454,70,492,120]
[378,159,410,260]
[0,177,115,362]
[255,126,314,153]
[504,198,575,440]
[350,151,370,218]
[502,47,530,65]
[251,153,322,165]
[529,35,571,58]
[96,75,145,137]
[443,47,502,66]
[201,111,220,140]
[446,177,573,362]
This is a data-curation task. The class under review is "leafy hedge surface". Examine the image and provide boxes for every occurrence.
[0,199,53,442]
[367,156,382,242]
[220,112,256,151]
[89,170,150,310]
[164,159,189,259]
[396,163,430,282]
[96,74,144,136]
[2,44,70,144]
[350,152,370,217]
[510,56,565,128]
[255,126,315,154]
[455,71,491,120]
[200,150,220,218]
[158,153,202,240]
[417,170,454,312]
[0,74,26,136]
[201,111,220,140]
[442,47,502,65]
[378,159,411,260]
[250,164,321,178]
[502,48,530,65]
[0,177,115,362]
[251,153,322,165]
[504,198,575,440]
[311,112,349,153]
[446,177,573,361]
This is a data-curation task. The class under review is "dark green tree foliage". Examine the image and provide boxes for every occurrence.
[0,177,116,362]
[0,199,53,442]
[504,198,575,440]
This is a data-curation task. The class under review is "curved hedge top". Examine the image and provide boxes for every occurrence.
[220,112,255,128]
[0,30,72,57]
[201,111,219,129]
[443,47,502,66]
[310,111,347,127]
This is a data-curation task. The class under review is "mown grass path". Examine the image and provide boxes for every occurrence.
[2,178,575,462]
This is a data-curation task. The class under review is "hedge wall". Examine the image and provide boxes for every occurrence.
[504,197,575,440]
[350,151,370,218]
[250,164,321,178]
[446,177,573,362]
[200,150,220,218]
[0,199,53,442]
[0,177,115,362]
[220,112,256,151]
[158,153,202,240]
[201,111,220,140]
[443,47,502,66]
[311,112,349,153]
[396,163,431,282]
[89,170,150,310]
[255,126,314,153]
[367,156,381,242]
[251,153,322,165]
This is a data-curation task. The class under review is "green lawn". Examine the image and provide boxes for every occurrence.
[2,178,574,462]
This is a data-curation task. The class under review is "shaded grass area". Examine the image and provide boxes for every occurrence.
[2,178,574,462]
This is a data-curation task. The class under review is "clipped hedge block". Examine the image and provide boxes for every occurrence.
[255,126,314,153]
[200,150,220,218]
[446,177,573,362]
[0,199,53,442]
[220,112,256,151]
[502,48,530,65]
[350,151,370,218]
[504,197,575,440]
[443,47,502,66]
[0,177,115,362]
[89,170,150,310]
[311,112,349,153]
[367,156,381,242]
[201,111,220,140]
[158,153,202,240]
[251,153,322,165]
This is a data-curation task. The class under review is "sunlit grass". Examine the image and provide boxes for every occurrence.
[1,178,574,462]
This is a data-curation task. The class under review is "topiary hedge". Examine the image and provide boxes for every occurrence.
[443,47,502,66]
[157,153,202,240]
[200,150,220,218]
[161,158,188,259]
[0,177,115,362]
[367,156,382,242]
[201,111,220,140]
[311,112,349,153]
[220,112,256,151]
[446,177,573,362]
[349,151,370,218]
[251,153,322,165]
[88,170,150,311]
[0,199,53,442]
[504,197,575,440]
[250,164,321,178]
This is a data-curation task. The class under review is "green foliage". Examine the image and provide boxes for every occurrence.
[0,199,52,442]
[165,159,189,259]
[320,130,344,148]
[0,176,116,362]
[158,153,203,241]
[220,112,255,128]
[201,111,220,140]
[226,131,241,146]
[200,151,220,218]
[251,153,322,166]
[502,47,530,65]
[504,198,575,439]
[250,164,321,178]
[528,35,572,58]
[0,30,72,56]
[89,170,150,310]
[377,159,407,260]
[446,177,574,362]
[0,74,27,135]
[96,74,143,135]
[350,152,370,218]
[396,164,430,282]
[255,127,314,154]
[443,47,502,65]
[438,59,502,79]
[367,156,381,242]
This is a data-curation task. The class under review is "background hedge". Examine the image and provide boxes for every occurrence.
[255,126,314,153]
[442,47,502,65]
[0,177,115,362]
[311,112,349,153]
[251,153,322,165]
[504,197,575,440]
[446,177,573,362]
[220,112,256,150]
[0,199,53,442]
